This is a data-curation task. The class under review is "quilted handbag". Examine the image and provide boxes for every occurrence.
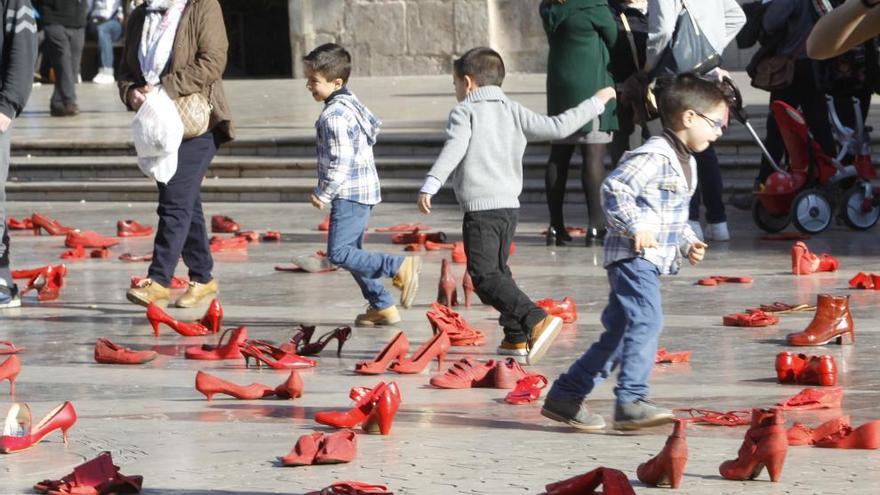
[174,87,212,139]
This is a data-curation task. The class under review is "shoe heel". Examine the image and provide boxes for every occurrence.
[62,427,70,445]
[668,455,687,489]
[32,226,42,236]
[7,378,14,396]
[764,455,785,482]
[149,321,161,337]
[436,352,446,371]
[837,331,854,345]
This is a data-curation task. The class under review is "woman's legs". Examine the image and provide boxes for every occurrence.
[580,143,608,233]
[545,144,576,232]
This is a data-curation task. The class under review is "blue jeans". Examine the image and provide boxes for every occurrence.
[90,18,122,69]
[548,257,663,404]
[327,199,404,309]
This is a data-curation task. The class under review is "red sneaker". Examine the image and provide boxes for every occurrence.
[116,220,153,238]
[429,358,496,389]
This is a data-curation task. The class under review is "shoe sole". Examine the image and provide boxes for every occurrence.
[175,290,218,308]
[291,255,325,273]
[540,407,606,431]
[400,257,422,309]
[613,413,676,431]
[496,346,528,357]
[126,291,168,308]
[526,317,563,365]
[0,299,22,309]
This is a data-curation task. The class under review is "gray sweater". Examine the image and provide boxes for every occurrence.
[423,86,605,212]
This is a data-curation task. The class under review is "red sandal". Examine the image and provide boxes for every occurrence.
[655,348,692,364]
[504,374,548,405]
[722,310,779,327]
[777,387,843,410]
[674,408,751,426]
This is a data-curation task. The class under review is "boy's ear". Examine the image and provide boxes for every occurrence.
[463,74,477,91]
[333,78,345,89]
[681,109,697,129]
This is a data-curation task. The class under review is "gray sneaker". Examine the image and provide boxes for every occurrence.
[0,282,21,309]
[541,397,606,431]
[613,399,675,430]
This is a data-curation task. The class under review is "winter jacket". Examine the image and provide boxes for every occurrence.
[40,0,88,28]
[0,0,37,119]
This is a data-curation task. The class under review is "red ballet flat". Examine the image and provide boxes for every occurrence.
[209,235,248,252]
[777,387,843,410]
[504,374,548,405]
[313,430,358,464]
[94,338,157,365]
[280,432,324,466]
[65,231,119,249]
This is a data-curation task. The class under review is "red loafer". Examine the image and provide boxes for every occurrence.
[94,338,157,365]
[116,220,153,238]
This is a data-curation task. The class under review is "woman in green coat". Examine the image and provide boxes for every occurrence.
[541,0,618,245]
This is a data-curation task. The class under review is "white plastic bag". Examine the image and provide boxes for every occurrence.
[132,88,184,184]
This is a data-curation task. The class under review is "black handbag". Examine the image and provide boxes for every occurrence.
[649,0,721,78]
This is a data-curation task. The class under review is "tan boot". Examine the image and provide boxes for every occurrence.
[126,278,170,308]
[174,279,219,308]
[526,315,563,365]
[355,305,401,327]
[392,256,422,308]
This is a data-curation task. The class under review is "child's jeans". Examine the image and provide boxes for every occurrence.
[327,199,403,309]
[547,257,663,404]
[462,208,547,343]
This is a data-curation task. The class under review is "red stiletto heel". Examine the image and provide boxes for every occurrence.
[437,259,457,307]
[299,326,352,356]
[315,382,388,429]
[1,355,21,396]
[355,331,409,375]
[239,342,316,369]
[194,371,275,401]
[637,419,689,488]
[719,408,788,482]
[185,326,248,360]
[362,382,401,435]
[198,298,223,333]
[145,303,211,337]
[390,330,450,374]
[0,401,77,453]
[462,269,474,308]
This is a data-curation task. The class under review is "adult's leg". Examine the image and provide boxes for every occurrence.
[545,144,576,230]
[610,104,636,168]
[580,142,608,229]
[178,134,218,285]
[69,27,85,87]
[96,20,122,69]
[0,132,12,286]
[796,60,836,158]
[692,145,726,224]
[43,24,74,109]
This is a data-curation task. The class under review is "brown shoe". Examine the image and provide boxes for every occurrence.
[526,315,563,365]
[786,294,854,346]
[126,278,170,307]
[355,305,401,327]
[392,256,421,308]
[174,279,219,308]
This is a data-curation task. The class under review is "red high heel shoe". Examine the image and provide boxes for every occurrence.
[239,342,316,369]
[185,326,248,360]
[30,213,74,236]
[315,381,389,430]
[355,331,409,375]
[787,416,851,446]
[719,408,788,482]
[389,329,450,374]
[536,296,578,324]
[211,215,240,233]
[637,419,689,488]
[451,241,466,263]
[194,371,275,401]
[22,264,67,302]
[198,298,223,333]
[287,324,317,352]
[116,220,153,238]
[0,341,25,355]
[791,241,819,275]
[361,382,401,435]
[64,230,119,249]
[775,352,837,386]
[1,355,21,395]
[280,432,324,466]
[437,258,458,307]
[299,326,352,357]
[815,420,880,449]
[545,467,635,495]
[145,303,211,337]
[462,269,474,308]
[94,338,158,365]
[274,370,304,399]
[0,401,77,453]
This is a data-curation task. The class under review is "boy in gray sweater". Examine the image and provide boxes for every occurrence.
[417,47,615,365]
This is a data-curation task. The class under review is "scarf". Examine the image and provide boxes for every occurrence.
[138,0,187,86]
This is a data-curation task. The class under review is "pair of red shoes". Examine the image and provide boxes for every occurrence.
[425,303,485,346]
[6,216,34,230]
[65,230,119,249]
[146,298,223,337]
[116,220,153,238]
[722,309,779,327]
[34,451,142,495]
[211,215,240,233]
[1,355,21,395]
[94,339,157,365]
[789,416,880,449]
[775,352,837,386]
[436,258,475,307]
[195,370,303,401]
[287,325,352,357]
[305,481,391,495]
[544,466,635,494]
[12,264,67,301]
[777,387,843,410]
[280,430,357,466]
[654,347,691,364]
[428,357,527,389]
[0,401,77,453]
[536,296,578,324]
[791,241,838,275]
[390,228,446,245]
[315,382,401,435]
[849,272,880,289]
[354,330,450,375]
[31,213,75,236]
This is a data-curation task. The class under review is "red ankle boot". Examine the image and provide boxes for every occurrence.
[437,259,458,307]
[637,419,688,488]
[719,408,788,482]
[786,294,854,346]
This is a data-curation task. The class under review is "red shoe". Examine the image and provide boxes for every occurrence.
[65,231,119,249]
[22,264,67,302]
[6,217,33,230]
[722,310,778,327]
[280,432,324,466]
[317,215,330,232]
[719,408,787,482]
[1,355,21,396]
[777,387,843,410]
[403,243,421,252]
[655,348,691,364]
[545,467,635,495]
[118,252,153,263]
[791,241,819,275]
[274,370,304,399]
[429,358,495,389]
[90,248,110,259]
[494,357,528,389]
[776,352,837,386]
[786,294,854,346]
[390,229,446,245]
[131,276,187,290]
[426,302,486,346]
[304,481,391,495]
[209,235,248,252]
[145,303,211,337]
[184,326,248,360]
[313,430,358,464]
[240,341,316,369]
[299,326,352,357]
[0,341,25,356]
[59,245,85,260]
[116,220,153,238]
[315,381,389,430]
[675,408,751,427]
[94,338,157,365]
[362,382,401,435]
[424,240,455,251]
[389,330,450,374]
[211,215,240,233]
[198,298,223,333]
[637,419,689,488]
[194,371,274,401]
[787,416,850,446]
[375,223,430,232]
[32,451,142,495]
[462,270,474,308]
[817,254,839,272]
[262,230,281,241]
[775,352,807,383]
[436,258,458,307]
[355,331,409,375]
[12,265,61,279]
[697,275,753,286]
[504,374,548,405]
[451,241,466,263]
[815,420,880,449]
[536,296,578,324]
[30,213,74,236]
[849,272,874,289]
[0,401,77,453]
[873,273,880,291]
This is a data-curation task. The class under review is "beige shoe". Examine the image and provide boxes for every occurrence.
[526,315,563,365]
[496,339,528,357]
[392,256,422,308]
[174,279,219,308]
[355,305,401,327]
[126,278,170,307]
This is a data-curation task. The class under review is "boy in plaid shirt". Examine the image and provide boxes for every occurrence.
[543,74,724,430]
[304,43,420,326]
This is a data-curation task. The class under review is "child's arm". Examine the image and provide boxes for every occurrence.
[514,88,615,141]
[601,153,659,239]
[680,223,707,265]
[417,105,473,214]
[313,115,355,205]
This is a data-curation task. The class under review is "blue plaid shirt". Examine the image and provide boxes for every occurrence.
[314,91,382,205]
[602,136,700,275]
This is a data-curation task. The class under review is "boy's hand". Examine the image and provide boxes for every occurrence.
[594,86,616,104]
[309,193,325,210]
[633,230,658,252]
[417,193,432,214]
[688,240,708,265]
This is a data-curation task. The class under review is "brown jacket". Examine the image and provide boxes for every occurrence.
[117,0,234,143]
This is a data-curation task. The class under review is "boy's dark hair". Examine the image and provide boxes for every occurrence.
[453,47,505,87]
[303,43,352,84]
[657,73,728,125]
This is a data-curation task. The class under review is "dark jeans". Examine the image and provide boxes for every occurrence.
[462,209,547,343]
[688,145,727,224]
[87,18,122,69]
[147,133,218,287]
[44,24,84,109]
[0,132,11,286]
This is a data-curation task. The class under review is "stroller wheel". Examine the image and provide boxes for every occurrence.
[792,189,833,234]
[841,184,880,231]
[752,200,790,233]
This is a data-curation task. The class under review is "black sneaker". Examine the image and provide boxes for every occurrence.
[541,397,606,431]
[613,398,674,430]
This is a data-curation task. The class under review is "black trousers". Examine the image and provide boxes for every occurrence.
[147,133,218,287]
[462,209,547,344]
[688,145,727,224]
[44,24,84,109]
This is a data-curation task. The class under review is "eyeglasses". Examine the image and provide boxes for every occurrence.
[694,111,725,132]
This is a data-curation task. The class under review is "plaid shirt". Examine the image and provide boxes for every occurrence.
[602,136,700,275]
[314,92,382,205]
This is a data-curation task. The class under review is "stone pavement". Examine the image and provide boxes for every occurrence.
[1,200,879,494]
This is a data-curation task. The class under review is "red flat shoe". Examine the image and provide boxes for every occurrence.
[697,275,753,286]
[424,240,455,251]
[317,215,330,232]
[722,310,778,327]
[198,298,223,333]
[65,231,119,249]
[436,259,458,307]
[184,326,248,360]
[31,213,74,236]
[299,326,352,357]
[777,387,843,410]
[637,419,689,488]
[6,217,34,230]
[60,245,85,260]
[280,432,324,466]
[313,430,358,464]
[90,248,110,259]
[118,252,152,262]
[426,303,485,346]
[304,481,392,495]
[787,416,851,446]
[262,230,281,241]
[655,348,691,364]
[545,467,635,495]
[429,358,496,389]
[94,339,157,365]
[791,241,819,275]
[536,296,578,324]
[33,451,142,495]
[315,381,388,430]
[389,330,450,374]
[145,303,211,337]
[355,331,409,375]
[375,223,430,232]
[849,272,874,289]
[211,215,240,233]
[0,401,77,453]
[0,341,25,355]
[194,371,275,401]
[209,235,248,252]
[675,408,751,426]
[815,420,880,449]
[462,270,474,308]
[504,374,548,405]
[719,408,787,482]
[1,355,21,395]
[240,342,316,370]
[451,241,466,264]
[817,254,839,272]
[274,370,304,399]
[116,220,153,238]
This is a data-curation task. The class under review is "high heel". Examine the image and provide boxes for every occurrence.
[299,326,352,357]
[0,401,77,453]
[239,342,317,370]
[637,419,689,488]
[437,259,458,307]
[185,326,248,360]
[198,298,223,333]
[315,382,388,429]
[194,371,275,401]
[426,302,485,346]
[791,241,819,275]
[355,331,409,375]
[390,329,450,374]
[145,303,211,337]
[362,382,401,435]
[1,355,21,395]
[719,408,788,482]
[30,213,74,236]
[274,370,304,399]
[289,324,317,350]
[21,264,67,302]
[462,269,474,308]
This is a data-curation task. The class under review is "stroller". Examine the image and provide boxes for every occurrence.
[723,78,879,234]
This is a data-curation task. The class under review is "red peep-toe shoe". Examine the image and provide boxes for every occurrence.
[145,303,211,337]
[719,408,788,482]
[184,326,248,360]
[389,329,450,374]
[637,419,689,488]
[299,326,352,357]
[194,371,275,401]
[30,213,74,236]
[0,401,77,453]
[1,355,21,395]
[240,341,316,369]
[355,331,409,375]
